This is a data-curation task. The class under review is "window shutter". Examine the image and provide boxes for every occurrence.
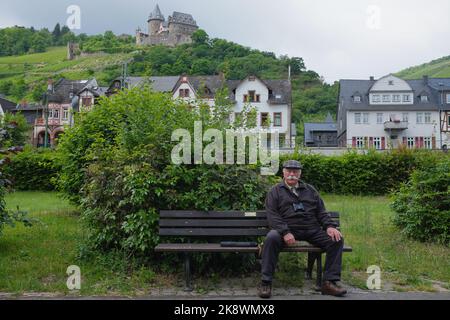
[432,136,436,149]
[402,137,407,145]
[369,137,373,147]
[419,137,424,148]
[352,137,356,148]
[415,137,419,148]
[381,137,385,149]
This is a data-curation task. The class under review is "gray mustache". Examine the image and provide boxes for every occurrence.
[287,176,299,180]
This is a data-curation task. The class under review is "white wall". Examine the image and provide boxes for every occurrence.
[346,110,441,147]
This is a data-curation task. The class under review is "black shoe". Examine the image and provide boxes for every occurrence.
[257,282,272,298]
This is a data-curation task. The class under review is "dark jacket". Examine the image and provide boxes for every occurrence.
[265,180,337,236]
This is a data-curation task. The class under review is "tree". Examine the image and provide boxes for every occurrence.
[52,23,61,44]
[192,29,210,45]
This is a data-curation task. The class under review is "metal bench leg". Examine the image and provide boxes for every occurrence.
[316,253,323,289]
[184,253,193,292]
[305,252,317,280]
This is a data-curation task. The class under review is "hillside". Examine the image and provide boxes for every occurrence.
[0,46,133,101]
[0,31,338,144]
[396,55,450,79]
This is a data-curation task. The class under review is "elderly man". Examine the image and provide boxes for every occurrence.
[257,160,347,298]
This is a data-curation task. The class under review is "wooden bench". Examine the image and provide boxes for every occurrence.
[155,210,352,291]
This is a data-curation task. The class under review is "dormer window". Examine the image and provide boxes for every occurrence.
[392,95,401,102]
[69,92,74,99]
[179,89,190,98]
[388,80,394,85]
[382,95,391,103]
[353,95,361,103]
[403,95,411,102]
[244,90,260,103]
[420,95,428,102]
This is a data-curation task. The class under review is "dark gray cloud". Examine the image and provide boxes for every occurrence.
[1,0,449,82]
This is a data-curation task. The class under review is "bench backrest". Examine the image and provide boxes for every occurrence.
[159,210,340,237]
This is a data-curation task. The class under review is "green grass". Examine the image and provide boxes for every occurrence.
[396,55,450,79]
[0,191,157,296]
[0,192,448,295]
[0,47,134,101]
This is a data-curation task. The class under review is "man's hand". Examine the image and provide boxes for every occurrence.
[283,232,296,245]
[327,227,342,242]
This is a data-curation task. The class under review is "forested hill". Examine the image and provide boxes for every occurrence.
[0,27,338,138]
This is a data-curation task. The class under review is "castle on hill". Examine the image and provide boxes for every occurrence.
[136,4,199,47]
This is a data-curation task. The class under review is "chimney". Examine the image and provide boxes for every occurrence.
[369,76,375,81]
[47,79,54,93]
[423,75,429,84]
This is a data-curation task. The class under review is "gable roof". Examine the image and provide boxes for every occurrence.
[304,121,337,143]
[226,76,292,104]
[48,78,98,104]
[169,12,197,26]
[339,77,444,111]
[0,96,17,113]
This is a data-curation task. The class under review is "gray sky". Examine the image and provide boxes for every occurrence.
[1,0,449,83]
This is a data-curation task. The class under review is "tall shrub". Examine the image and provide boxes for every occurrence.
[391,158,450,245]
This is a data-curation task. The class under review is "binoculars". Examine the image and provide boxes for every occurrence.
[293,202,305,212]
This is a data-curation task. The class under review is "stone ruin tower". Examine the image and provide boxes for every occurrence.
[136,4,199,47]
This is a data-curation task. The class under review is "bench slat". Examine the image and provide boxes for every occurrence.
[160,210,267,218]
[159,228,268,236]
[160,219,269,227]
[155,243,353,253]
[160,211,340,219]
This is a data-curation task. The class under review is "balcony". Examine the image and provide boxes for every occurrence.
[384,120,408,131]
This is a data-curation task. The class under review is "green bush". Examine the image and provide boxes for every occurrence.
[391,158,450,245]
[57,88,270,272]
[280,148,447,195]
[4,147,61,191]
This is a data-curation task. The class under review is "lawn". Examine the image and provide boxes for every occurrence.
[0,191,448,296]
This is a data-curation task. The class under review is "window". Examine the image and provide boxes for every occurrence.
[424,112,431,124]
[416,112,423,124]
[403,94,411,102]
[356,137,364,149]
[53,109,60,120]
[388,80,394,85]
[62,108,69,120]
[393,95,401,102]
[402,113,409,122]
[382,95,391,103]
[372,95,381,103]
[420,95,428,102]
[446,93,450,104]
[245,91,260,103]
[363,113,369,124]
[377,113,383,124]
[355,113,361,124]
[48,109,54,119]
[424,137,432,149]
[353,95,361,103]
[179,89,190,98]
[260,112,269,127]
[373,137,382,150]
[407,137,415,149]
[273,113,282,127]
[82,97,92,107]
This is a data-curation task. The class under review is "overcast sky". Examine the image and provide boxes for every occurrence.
[1,0,449,83]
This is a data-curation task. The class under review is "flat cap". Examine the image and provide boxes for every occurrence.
[282,160,303,169]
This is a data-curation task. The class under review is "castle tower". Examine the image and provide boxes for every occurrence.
[148,4,164,36]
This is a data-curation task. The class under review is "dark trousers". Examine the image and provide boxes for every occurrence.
[261,228,344,283]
